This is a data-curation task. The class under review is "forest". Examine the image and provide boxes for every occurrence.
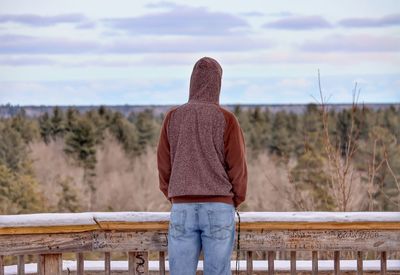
[0,102,399,214]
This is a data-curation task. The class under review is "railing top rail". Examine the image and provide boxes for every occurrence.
[0,211,399,235]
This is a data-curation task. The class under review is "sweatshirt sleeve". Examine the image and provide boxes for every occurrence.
[224,113,248,208]
[157,110,173,203]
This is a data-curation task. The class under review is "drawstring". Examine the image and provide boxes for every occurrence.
[235,208,241,275]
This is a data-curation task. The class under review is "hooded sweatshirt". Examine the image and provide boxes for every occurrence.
[157,56,248,208]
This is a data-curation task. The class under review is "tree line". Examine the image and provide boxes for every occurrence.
[0,103,399,214]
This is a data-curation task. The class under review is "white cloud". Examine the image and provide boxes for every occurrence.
[278,77,311,88]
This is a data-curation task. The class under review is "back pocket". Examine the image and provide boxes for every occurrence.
[207,209,234,240]
[169,209,187,239]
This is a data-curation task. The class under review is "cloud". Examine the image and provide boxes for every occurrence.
[278,77,311,88]
[338,13,400,28]
[0,56,57,66]
[75,20,97,29]
[0,34,99,54]
[0,79,189,105]
[101,36,273,53]
[298,34,400,52]
[0,13,88,26]
[239,11,265,17]
[0,34,273,55]
[1,50,398,68]
[101,5,249,35]
[144,1,182,9]
[268,11,294,17]
[262,15,332,30]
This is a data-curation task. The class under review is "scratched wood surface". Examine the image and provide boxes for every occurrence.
[2,211,400,235]
[1,221,400,235]
[1,229,399,256]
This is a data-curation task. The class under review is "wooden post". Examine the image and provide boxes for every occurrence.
[268,251,274,275]
[105,252,111,275]
[357,251,363,275]
[76,252,84,275]
[334,251,340,275]
[0,255,4,275]
[312,251,318,275]
[290,251,296,275]
[381,251,387,275]
[246,251,253,275]
[128,251,149,275]
[17,255,24,275]
[38,254,62,275]
[159,251,165,275]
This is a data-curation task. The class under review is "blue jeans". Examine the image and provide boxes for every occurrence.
[168,202,236,275]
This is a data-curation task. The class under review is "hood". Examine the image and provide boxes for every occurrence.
[188,56,223,105]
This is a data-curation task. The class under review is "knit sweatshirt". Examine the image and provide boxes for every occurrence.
[157,56,248,208]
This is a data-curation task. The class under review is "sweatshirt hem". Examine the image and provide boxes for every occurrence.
[170,195,234,205]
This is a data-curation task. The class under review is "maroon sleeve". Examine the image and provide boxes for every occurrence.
[223,112,248,208]
[157,110,174,203]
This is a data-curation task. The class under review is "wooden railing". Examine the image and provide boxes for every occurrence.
[0,211,399,274]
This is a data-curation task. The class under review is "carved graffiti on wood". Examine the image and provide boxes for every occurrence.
[135,252,146,274]
[238,229,399,251]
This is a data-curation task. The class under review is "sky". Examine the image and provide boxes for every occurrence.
[0,0,399,105]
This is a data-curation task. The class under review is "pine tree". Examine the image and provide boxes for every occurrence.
[64,116,97,210]
[248,107,271,156]
[10,108,40,143]
[289,148,335,210]
[38,112,52,144]
[85,109,107,145]
[270,111,292,162]
[0,122,27,171]
[65,107,79,132]
[133,109,158,154]
[50,106,65,139]
[56,176,82,213]
[110,112,138,156]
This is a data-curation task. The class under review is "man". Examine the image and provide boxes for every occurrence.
[157,56,248,275]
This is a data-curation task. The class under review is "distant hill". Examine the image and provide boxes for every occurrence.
[0,103,399,118]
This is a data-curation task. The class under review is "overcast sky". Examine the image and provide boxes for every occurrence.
[0,0,399,105]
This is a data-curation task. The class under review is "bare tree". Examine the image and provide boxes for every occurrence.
[366,128,400,210]
[311,69,365,211]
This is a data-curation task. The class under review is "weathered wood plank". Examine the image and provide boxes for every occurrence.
[2,221,400,235]
[76,252,84,275]
[0,231,93,256]
[0,225,98,235]
[239,221,400,230]
[246,251,253,275]
[38,254,62,275]
[2,212,399,235]
[105,251,111,275]
[93,231,168,252]
[2,229,400,256]
[238,229,400,251]
[92,229,400,252]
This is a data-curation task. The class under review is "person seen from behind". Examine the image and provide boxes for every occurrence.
[157,56,248,275]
